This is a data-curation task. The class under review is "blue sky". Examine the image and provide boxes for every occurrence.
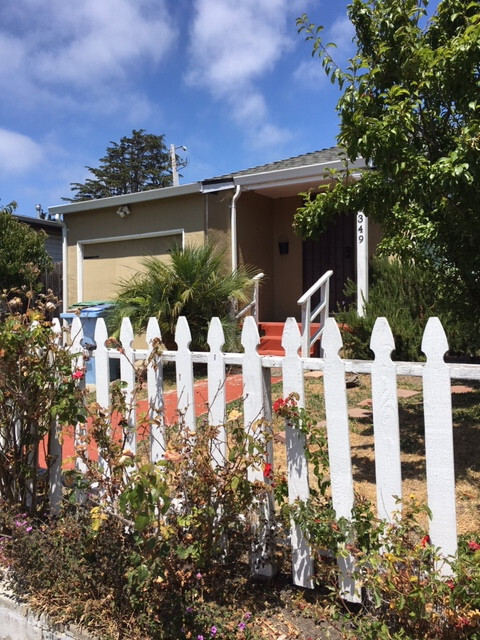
[0,1,363,216]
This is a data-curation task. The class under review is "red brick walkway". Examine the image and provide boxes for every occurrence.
[53,373,266,468]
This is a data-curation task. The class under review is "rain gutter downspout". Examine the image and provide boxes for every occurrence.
[230,184,242,273]
[60,219,68,316]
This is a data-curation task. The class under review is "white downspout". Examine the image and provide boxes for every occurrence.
[60,220,68,315]
[230,184,241,273]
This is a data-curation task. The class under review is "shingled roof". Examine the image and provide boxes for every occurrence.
[211,147,345,180]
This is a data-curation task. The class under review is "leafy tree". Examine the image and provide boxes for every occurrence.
[108,243,259,350]
[0,202,53,292]
[64,129,186,201]
[295,0,480,333]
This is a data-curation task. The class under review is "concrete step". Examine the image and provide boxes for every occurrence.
[257,321,322,356]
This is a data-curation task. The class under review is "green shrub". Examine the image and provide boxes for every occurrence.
[108,243,259,351]
[336,257,480,361]
[0,205,53,293]
[0,291,86,515]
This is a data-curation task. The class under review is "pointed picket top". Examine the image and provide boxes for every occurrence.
[281,317,313,589]
[370,317,402,522]
[282,316,302,358]
[370,317,395,363]
[322,317,343,360]
[421,317,449,363]
[175,316,195,430]
[94,317,110,410]
[421,317,457,570]
[175,315,192,351]
[322,315,358,602]
[70,316,84,354]
[51,317,62,344]
[241,315,260,354]
[119,317,136,453]
[146,316,161,344]
[207,316,225,352]
[146,317,165,461]
[207,318,227,465]
[120,317,134,351]
[94,317,109,351]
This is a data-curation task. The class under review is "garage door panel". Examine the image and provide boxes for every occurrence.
[83,235,181,301]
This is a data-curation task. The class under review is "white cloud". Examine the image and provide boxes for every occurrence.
[0,129,44,174]
[250,122,293,151]
[330,15,355,55]
[187,0,293,94]
[0,0,177,90]
[186,0,295,151]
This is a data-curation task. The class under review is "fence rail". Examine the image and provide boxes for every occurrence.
[58,314,480,597]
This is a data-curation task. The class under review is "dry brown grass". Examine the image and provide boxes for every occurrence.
[271,373,480,536]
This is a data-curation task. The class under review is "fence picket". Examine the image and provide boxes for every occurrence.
[94,318,110,409]
[70,317,88,476]
[207,317,227,466]
[120,318,137,454]
[242,316,276,578]
[93,318,110,472]
[322,317,359,602]
[175,316,196,430]
[49,319,63,514]
[370,318,402,521]
[45,314,474,595]
[281,317,314,589]
[146,318,165,463]
[422,318,457,572]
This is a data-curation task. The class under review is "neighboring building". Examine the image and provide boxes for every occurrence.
[14,214,63,263]
[49,148,380,321]
[14,214,64,300]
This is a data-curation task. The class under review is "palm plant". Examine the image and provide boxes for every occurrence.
[108,243,259,350]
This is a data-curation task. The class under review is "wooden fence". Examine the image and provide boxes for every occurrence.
[52,314,480,599]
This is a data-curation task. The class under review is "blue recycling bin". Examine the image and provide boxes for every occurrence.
[61,302,119,384]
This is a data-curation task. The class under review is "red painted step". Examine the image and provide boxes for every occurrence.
[257,321,321,356]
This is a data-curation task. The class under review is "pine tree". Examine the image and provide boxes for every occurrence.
[64,130,186,201]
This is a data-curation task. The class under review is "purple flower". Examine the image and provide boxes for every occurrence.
[196,572,202,579]
[210,626,217,636]
[244,612,251,620]
[238,622,246,630]
[197,636,204,640]
[185,606,193,614]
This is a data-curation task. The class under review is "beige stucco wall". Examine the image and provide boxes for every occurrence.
[236,191,274,319]
[205,189,234,267]
[64,193,205,307]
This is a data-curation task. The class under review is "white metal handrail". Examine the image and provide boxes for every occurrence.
[235,272,264,323]
[297,269,333,357]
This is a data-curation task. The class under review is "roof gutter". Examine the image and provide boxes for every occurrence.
[233,157,365,192]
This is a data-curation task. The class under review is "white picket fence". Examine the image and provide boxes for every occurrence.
[53,314,480,598]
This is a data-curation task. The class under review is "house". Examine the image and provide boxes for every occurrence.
[14,213,65,300]
[49,148,380,323]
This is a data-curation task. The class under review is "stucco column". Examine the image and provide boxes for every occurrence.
[356,212,368,316]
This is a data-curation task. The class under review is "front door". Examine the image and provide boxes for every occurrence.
[302,212,355,313]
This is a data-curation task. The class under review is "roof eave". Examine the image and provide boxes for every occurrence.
[48,181,202,216]
[233,157,365,191]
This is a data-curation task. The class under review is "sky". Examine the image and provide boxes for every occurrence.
[0,0,358,216]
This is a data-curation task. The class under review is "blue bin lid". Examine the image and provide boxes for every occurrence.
[60,312,77,320]
[61,302,114,318]
[80,303,114,318]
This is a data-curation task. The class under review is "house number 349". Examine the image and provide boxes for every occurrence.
[357,213,364,244]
